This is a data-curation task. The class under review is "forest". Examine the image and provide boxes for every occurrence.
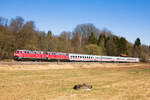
[0,16,150,62]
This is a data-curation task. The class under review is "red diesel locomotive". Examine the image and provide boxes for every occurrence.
[14,50,68,61]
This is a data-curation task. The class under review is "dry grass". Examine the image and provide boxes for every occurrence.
[0,63,150,100]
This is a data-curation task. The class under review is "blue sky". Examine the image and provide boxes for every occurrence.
[1,0,150,45]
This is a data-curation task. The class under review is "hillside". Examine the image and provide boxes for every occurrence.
[0,16,150,61]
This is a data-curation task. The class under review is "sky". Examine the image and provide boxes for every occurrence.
[0,0,150,45]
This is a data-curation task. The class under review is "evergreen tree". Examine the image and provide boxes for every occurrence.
[97,34,106,54]
[134,38,141,48]
[133,38,141,57]
[112,36,120,56]
[88,32,97,44]
[119,37,128,54]
[47,31,52,39]
[105,36,118,56]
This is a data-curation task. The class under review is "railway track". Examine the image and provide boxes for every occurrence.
[0,61,107,65]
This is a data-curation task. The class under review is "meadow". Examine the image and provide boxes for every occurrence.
[0,63,150,100]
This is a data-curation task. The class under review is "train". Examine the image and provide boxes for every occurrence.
[13,50,140,63]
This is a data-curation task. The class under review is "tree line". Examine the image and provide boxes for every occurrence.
[0,16,150,62]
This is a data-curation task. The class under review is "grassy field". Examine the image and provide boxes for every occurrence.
[0,63,150,100]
